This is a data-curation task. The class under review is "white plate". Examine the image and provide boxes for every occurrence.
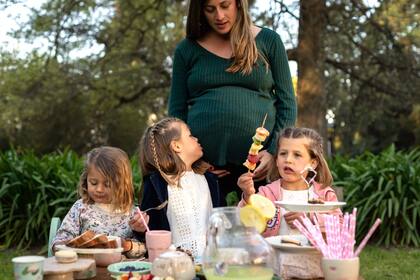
[274,201,346,212]
[265,235,317,253]
[56,244,123,254]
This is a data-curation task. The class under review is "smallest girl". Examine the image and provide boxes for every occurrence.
[52,146,146,258]
[138,117,223,259]
[238,127,342,279]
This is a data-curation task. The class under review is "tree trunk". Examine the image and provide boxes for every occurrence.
[296,0,327,144]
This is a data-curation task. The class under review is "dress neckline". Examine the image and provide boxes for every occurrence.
[193,27,265,60]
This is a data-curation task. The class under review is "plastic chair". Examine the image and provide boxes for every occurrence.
[48,217,61,257]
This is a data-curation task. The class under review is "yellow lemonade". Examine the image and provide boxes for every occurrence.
[204,265,273,280]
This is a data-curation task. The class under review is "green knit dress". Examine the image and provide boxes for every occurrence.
[169,27,297,167]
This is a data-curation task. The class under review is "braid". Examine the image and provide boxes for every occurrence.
[149,128,161,174]
[148,118,182,186]
[150,127,172,184]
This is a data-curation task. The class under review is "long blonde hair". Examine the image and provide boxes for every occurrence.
[139,117,209,186]
[269,127,333,187]
[186,0,268,75]
[78,146,134,213]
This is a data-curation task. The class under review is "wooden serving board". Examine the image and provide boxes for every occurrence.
[44,257,96,279]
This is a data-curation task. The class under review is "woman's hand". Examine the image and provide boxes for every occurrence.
[253,150,274,181]
[237,172,256,202]
[284,211,305,229]
[208,165,231,178]
[129,210,150,232]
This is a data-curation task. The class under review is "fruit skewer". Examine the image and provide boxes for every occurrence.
[243,114,270,171]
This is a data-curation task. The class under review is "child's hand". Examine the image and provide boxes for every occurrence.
[129,211,150,232]
[237,172,256,202]
[284,211,305,229]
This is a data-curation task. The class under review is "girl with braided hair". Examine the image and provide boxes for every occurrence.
[138,117,223,259]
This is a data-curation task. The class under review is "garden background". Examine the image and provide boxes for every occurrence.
[0,0,419,279]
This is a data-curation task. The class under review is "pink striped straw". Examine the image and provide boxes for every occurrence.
[323,214,331,258]
[330,215,338,258]
[333,215,341,259]
[349,208,357,256]
[354,218,381,257]
[293,219,320,250]
[136,206,150,232]
[341,213,349,258]
[341,213,352,259]
[302,216,329,256]
[324,214,335,258]
[313,214,331,258]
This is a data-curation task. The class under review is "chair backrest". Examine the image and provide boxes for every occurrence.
[333,186,344,202]
[48,217,62,257]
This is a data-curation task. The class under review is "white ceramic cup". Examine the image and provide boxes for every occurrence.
[321,257,359,280]
[12,256,45,280]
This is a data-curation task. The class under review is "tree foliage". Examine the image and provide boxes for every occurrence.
[0,0,419,155]
[1,0,186,154]
[265,0,419,154]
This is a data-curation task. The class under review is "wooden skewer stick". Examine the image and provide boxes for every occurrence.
[261,113,268,128]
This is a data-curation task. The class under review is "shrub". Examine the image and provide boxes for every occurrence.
[0,149,81,249]
[331,145,420,247]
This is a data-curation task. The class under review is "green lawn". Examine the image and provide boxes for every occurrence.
[1,246,420,279]
[359,246,420,279]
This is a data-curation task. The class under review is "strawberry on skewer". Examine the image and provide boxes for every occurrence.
[243,114,270,171]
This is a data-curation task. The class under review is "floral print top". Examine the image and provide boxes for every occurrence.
[52,199,137,248]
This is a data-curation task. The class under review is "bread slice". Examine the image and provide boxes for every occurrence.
[66,230,96,248]
[92,238,119,249]
[79,234,108,248]
[281,236,302,246]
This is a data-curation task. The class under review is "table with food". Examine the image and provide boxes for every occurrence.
[14,122,382,280]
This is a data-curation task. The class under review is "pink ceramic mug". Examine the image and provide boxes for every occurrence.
[145,230,171,262]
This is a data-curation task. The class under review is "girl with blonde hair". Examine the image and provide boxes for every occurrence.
[138,117,223,259]
[52,146,146,258]
[169,0,297,203]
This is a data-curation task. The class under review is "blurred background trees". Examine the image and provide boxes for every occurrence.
[0,0,419,156]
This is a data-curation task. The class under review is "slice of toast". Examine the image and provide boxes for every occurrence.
[66,230,96,248]
[79,234,108,248]
[92,238,119,249]
[281,236,302,246]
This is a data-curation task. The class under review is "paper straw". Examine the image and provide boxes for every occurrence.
[331,215,338,258]
[302,216,329,256]
[340,213,347,258]
[333,215,341,259]
[324,214,335,258]
[136,206,150,232]
[293,219,319,250]
[349,208,357,256]
[313,214,331,258]
[342,213,350,258]
[354,218,381,257]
